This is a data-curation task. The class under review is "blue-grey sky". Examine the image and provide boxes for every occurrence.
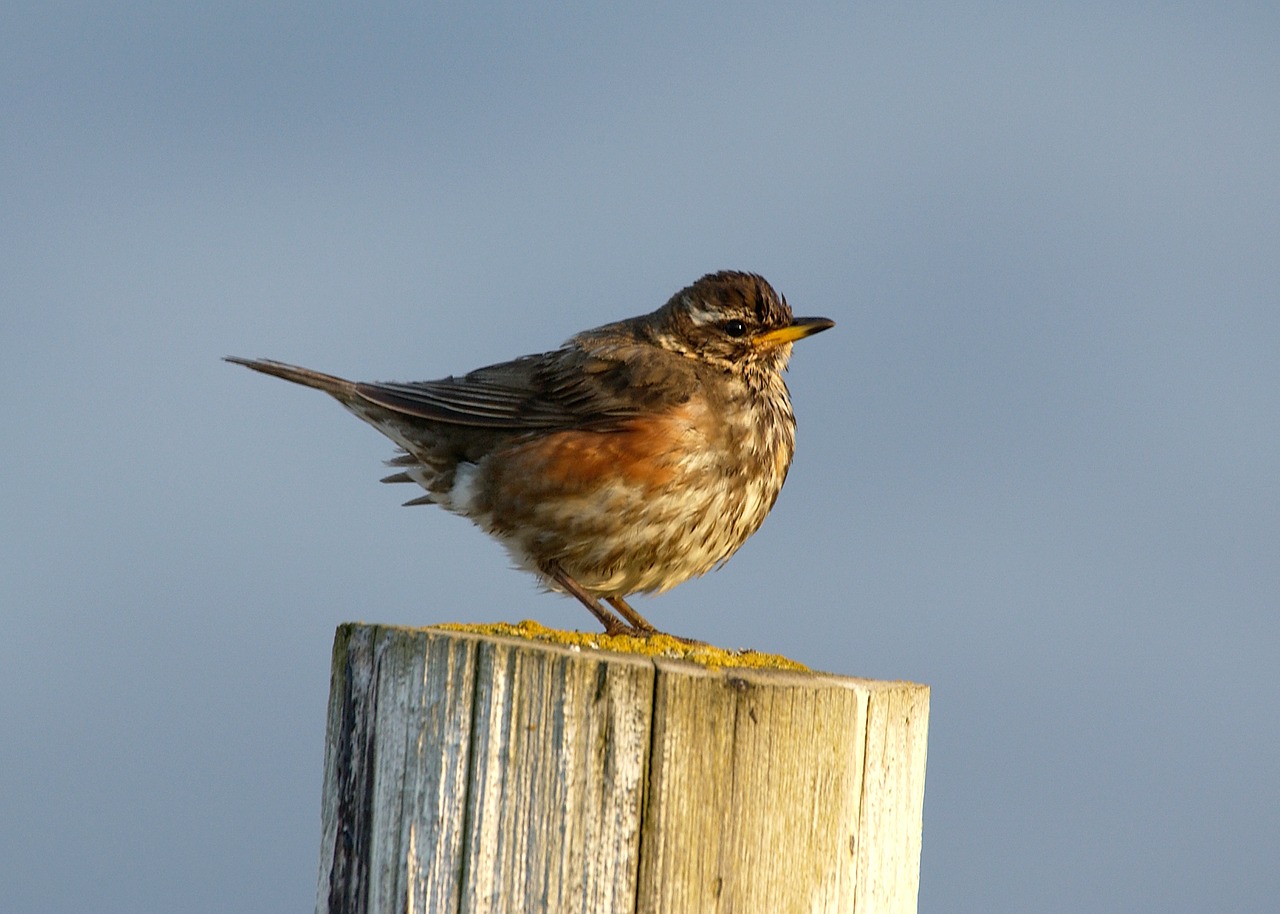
[3,3,1277,912]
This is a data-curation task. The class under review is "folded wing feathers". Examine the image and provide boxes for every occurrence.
[354,362,640,429]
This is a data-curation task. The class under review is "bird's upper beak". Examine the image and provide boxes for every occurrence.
[756,316,835,348]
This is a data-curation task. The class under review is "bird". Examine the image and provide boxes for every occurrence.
[227,271,833,636]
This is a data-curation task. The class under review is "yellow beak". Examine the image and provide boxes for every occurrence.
[756,316,835,348]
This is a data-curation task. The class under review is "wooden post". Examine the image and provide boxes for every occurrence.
[316,624,928,914]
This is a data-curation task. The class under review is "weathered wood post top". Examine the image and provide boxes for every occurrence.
[317,623,928,914]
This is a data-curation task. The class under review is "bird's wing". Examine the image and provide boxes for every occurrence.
[353,344,697,430]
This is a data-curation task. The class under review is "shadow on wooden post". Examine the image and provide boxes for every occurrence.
[316,624,929,914]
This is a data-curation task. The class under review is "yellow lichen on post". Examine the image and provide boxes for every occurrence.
[433,619,810,671]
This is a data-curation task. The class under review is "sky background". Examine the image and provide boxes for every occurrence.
[3,3,1277,912]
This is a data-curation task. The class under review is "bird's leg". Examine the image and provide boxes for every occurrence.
[545,563,630,636]
[610,596,711,645]
[605,596,658,634]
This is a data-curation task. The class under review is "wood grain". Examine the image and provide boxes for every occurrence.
[316,626,928,914]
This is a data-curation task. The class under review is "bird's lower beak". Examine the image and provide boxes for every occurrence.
[757,316,835,347]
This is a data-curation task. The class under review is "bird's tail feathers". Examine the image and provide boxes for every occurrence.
[224,357,357,400]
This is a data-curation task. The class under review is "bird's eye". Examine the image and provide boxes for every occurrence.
[723,319,747,338]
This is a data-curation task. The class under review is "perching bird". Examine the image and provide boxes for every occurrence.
[227,271,832,635]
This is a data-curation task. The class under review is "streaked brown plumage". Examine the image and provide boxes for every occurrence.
[227,271,833,635]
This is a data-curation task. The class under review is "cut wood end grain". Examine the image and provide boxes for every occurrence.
[431,619,810,671]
